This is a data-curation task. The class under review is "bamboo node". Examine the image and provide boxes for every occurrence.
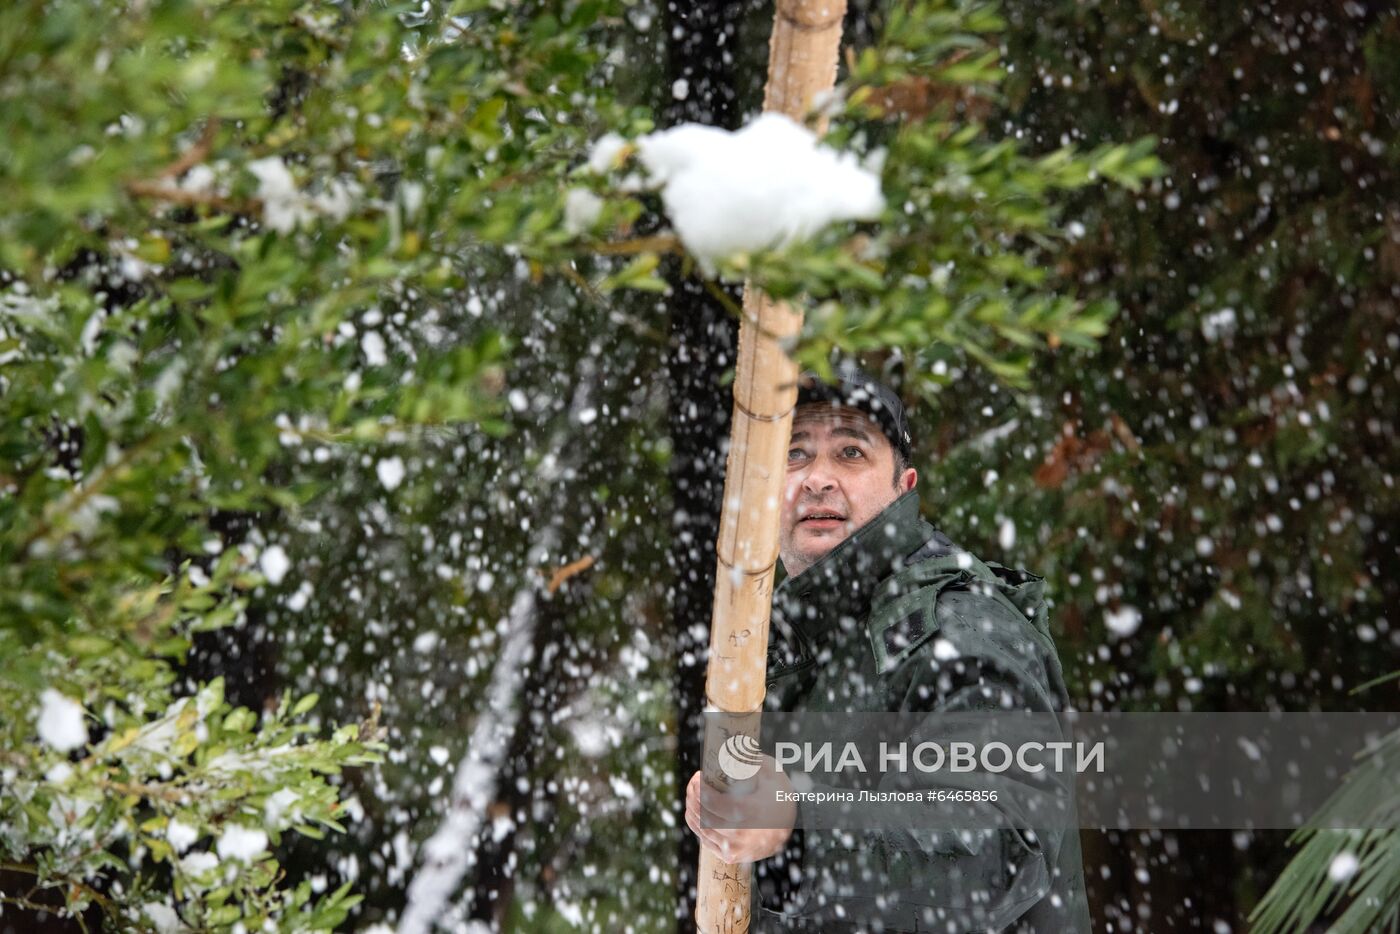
[731,395,794,424]
[774,0,845,30]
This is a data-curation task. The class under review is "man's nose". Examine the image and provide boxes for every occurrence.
[801,457,837,494]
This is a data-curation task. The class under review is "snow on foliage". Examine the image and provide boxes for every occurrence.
[217,825,271,862]
[600,113,884,271]
[166,818,199,853]
[248,157,317,234]
[564,188,605,235]
[37,689,88,752]
[247,156,359,234]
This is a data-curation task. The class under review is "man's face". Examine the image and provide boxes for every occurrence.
[779,405,917,578]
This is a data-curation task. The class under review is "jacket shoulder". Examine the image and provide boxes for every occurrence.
[867,553,1053,679]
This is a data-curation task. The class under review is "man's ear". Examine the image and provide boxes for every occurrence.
[900,467,917,493]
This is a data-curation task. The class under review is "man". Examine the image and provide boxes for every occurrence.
[685,365,1089,932]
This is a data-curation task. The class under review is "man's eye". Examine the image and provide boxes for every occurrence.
[788,448,806,461]
[843,446,864,458]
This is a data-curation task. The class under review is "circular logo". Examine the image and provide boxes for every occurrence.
[717,733,763,781]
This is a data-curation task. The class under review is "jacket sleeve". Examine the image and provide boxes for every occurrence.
[776,587,1076,932]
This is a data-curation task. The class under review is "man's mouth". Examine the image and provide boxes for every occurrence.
[799,512,847,527]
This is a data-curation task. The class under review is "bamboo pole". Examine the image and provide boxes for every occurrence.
[694,1,847,930]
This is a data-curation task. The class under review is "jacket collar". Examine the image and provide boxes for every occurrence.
[772,489,932,651]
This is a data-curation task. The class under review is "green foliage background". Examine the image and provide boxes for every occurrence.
[0,0,1394,931]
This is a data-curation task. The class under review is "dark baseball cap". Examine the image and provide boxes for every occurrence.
[795,364,913,463]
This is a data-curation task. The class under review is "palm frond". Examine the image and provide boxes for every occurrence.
[1250,727,1400,934]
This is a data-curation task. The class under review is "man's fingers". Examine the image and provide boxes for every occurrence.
[686,792,731,857]
[697,783,745,823]
[698,787,790,830]
[687,771,748,826]
[687,770,775,863]
[687,800,750,863]
[685,792,707,838]
[688,770,787,845]
[691,820,736,862]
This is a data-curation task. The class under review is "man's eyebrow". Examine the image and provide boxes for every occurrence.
[788,425,874,443]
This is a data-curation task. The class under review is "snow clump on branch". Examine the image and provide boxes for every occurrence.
[593,113,884,272]
[247,156,360,234]
[37,689,88,752]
